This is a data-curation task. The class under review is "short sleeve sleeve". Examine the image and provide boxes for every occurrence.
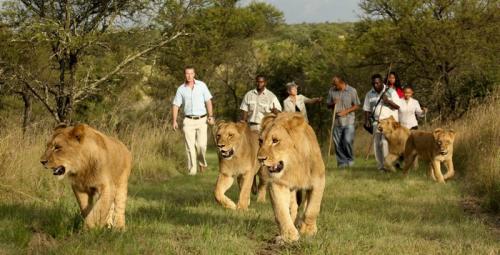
[273,96,282,111]
[352,88,361,106]
[240,93,249,111]
[172,87,183,107]
[202,83,213,102]
[362,92,371,112]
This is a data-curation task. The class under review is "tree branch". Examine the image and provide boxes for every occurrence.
[74,31,189,102]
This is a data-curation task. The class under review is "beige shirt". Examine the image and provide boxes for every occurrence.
[283,95,313,122]
[398,98,424,129]
[240,88,282,124]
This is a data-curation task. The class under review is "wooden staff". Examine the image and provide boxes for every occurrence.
[327,103,338,165]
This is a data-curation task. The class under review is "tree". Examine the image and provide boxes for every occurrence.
[354,0,500,118]
[0,0,188,123]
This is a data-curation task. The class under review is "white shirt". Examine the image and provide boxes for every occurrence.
[283,95,313,122]
[240,88,282,124]
[363,85,401,123]
[172,80,212,116]
[398,98,424,129]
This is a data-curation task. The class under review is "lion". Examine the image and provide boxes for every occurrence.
[214,121,267,210]
[257,112,325,243]
[40,124,132,229]
[377,116,411,172]
[402,128,456,183]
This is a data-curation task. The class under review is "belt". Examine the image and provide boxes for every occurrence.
[185,114,207,120]
[249,122,260,126]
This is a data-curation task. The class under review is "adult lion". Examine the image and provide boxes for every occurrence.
[402,128,456,183]
[377,116,411,172]
[214,121,267,210]
[257,112,325,243]
[40,124,132,229]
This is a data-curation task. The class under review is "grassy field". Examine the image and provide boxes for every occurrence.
[0,150,498,255]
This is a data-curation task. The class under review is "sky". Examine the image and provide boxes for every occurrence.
[240,0,362,24]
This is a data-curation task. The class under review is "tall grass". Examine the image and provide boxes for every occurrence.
[0,122,185,203]
[452,92,500,212]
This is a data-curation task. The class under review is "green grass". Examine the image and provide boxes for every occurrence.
[0,151,498,254]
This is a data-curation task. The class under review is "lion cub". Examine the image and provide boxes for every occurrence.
[40,124,132,229]
[214,121,266,210]
[402,128,456,183]
[377,116,411,172]
[258,112,325,243]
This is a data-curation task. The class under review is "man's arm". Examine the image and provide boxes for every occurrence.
[206,99,214,125]
[364,111,371,127]
[241,110,248,122]
[382,92,400,110]
[338,104,360,116]
[172,105,180,130]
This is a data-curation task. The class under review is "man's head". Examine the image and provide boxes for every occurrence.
[286,81,298,96]
[332,75,346,90]
[184,66,195,83]
[371,73,384,93]
[256,75,267,91]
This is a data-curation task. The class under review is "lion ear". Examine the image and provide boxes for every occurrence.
[286,113,305,129]
[70,124,86,143]
[54,122,68,131]
[235,121,247,133]
[261,113,277,131]
[388,116,395,121]
[448,129,456,139]
[433,128,443,139]
[216,120,226,130]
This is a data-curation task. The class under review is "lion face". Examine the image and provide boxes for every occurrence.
[216,122,246,160]
[433,128,456,156]
[257,113,305,178]
[377,116,399,133]
[40,124,86,180]
[258,126,294,178]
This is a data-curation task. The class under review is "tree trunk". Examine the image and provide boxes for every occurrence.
[20,88,32,134]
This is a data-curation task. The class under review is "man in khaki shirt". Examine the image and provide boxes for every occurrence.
[240,75,282,131]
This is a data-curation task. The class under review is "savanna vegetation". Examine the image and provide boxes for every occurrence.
[0,0,498,254]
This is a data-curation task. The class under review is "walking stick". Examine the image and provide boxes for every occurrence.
[327,103,338,166]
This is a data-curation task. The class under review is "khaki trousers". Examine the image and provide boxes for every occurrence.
[373,123,389,170]
[182,117,208,175]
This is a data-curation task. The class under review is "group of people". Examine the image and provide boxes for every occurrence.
[172,66,426,174]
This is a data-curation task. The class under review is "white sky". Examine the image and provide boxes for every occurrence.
[240,0,362,24]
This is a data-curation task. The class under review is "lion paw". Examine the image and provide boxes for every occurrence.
[236,203,249,210]
[299,223,317,236]
[256,195,266,203]
[275,229,299,244]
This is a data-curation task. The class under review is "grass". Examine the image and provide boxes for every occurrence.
[0,150,498,254]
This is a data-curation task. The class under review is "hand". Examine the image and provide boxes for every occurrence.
[336,110,349,117]
[271,107,280,114]
[364,121,372,129]
[315,97,323,103]
[422,107,428,113]
[382,94,390,104]
[207,116,215,125]
[173,121,178,131]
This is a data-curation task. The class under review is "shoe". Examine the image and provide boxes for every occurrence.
[337,164,348,169]
[348,161,355,167]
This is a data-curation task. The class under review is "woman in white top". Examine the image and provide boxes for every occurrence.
[283,81,322,122]
[398,86,427,130]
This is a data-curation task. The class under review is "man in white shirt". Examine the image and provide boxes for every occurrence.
[172,66,215,175]
[240,75,282,132]
[363,73,401,171]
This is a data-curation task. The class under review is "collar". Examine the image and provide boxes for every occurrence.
[183,79,198,87]
[252,88,267,95]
